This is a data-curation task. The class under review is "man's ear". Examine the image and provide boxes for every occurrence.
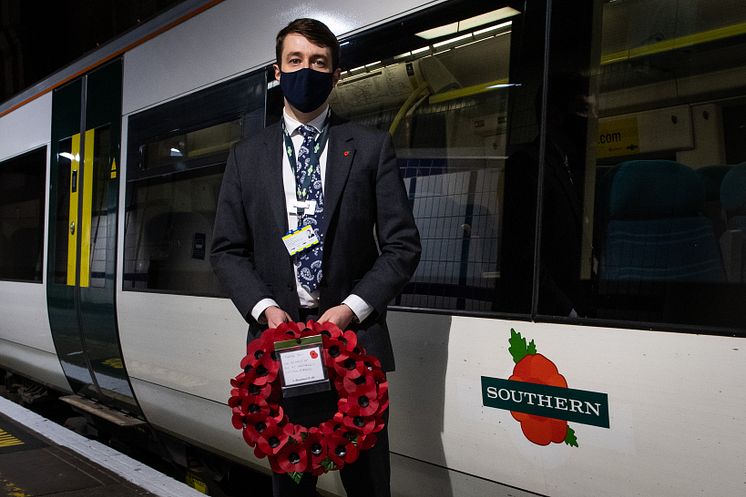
[332,68,342,87]
[273,64,281,82]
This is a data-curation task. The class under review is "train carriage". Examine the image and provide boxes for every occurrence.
[1,1,744,496]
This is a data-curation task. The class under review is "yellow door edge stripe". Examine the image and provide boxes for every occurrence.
[66,134,81,286]
[80,128,95,288]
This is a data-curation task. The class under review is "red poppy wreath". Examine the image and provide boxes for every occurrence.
[228,320,388,482]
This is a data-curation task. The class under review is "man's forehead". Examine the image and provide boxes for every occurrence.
[282,33,331,57]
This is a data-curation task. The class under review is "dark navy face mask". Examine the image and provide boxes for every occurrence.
[280,68,334,113]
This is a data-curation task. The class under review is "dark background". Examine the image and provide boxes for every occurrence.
[0,0,185,104]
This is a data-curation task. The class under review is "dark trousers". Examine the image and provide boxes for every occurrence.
[272,309,391,497]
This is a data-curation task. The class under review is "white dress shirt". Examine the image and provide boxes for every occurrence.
[250,106,373,323]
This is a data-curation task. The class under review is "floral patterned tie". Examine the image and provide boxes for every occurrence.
[294,124,324,292]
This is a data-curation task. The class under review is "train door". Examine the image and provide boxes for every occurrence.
[47,59,140,415]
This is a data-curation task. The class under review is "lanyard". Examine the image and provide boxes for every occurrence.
[281,111,331,202]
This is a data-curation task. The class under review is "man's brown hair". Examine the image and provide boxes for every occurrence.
[276,18,340,70]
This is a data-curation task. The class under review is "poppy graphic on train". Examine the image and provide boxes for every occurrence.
[507,330,578,446]
[481,329,610,447]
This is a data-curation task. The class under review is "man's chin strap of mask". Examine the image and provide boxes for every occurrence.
[280,68,334,114]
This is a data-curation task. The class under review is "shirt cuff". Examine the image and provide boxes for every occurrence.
[251,298,279,323]
[342,294,374,323]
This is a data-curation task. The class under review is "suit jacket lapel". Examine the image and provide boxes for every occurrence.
[321,118,355,237]
[262,124,289,233]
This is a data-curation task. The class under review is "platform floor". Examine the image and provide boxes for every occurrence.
[0,396,203,497]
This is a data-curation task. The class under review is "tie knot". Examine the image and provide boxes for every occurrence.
[299,124,317,138]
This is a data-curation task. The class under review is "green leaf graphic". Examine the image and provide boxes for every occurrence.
[321,458,337,471]
[565,426,579,447]
[289,472,303,484]
[508,328,537,363]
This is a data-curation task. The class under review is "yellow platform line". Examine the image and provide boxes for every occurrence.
[1,476,29,497]
[0,428,24,447]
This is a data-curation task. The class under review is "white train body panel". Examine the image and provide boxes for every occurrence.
[0,282,69,392]
[115,278,746,496]
[389,314,745,496]
[0,92,52,161]
[122,0,436,114]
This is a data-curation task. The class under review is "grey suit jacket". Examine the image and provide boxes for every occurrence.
[210,114,421,371]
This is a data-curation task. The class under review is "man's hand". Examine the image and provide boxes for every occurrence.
[263,306,292,328]
[318,304,355,330]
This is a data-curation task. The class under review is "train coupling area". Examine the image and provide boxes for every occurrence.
[0,396,204,497]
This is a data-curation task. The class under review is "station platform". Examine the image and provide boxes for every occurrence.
[0,396,203,497]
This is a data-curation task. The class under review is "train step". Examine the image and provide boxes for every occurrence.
[60,395,147,428]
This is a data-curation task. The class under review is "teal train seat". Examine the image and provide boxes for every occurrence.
[599,160,724,283]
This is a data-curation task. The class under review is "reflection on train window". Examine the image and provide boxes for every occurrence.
[88,126,112,288]
[539,0,746,333]
[140,120,241,171]
[0,147,46,282]
[124,71,265,296]
[53,137,73,285]
[333,1,536,313]
[124,165,225,295]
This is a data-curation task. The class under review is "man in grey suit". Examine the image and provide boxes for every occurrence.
[211,18,420,497]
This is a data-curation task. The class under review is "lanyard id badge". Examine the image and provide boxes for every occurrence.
[280,111,329,256]
[282,225,320,256]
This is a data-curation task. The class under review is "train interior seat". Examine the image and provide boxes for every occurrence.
[399,159,501,309]
[596,160,725,318]
[718,163,746,282]
[599,160,724,282]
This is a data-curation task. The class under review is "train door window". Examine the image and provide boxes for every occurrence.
[544,0,746,334]
[88,125,112,288]
[124,71,265,296]
[53,137,74,284]
[330,0,548,314]
[0,147,46,282]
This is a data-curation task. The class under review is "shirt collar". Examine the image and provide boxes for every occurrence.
[283,105,330,135]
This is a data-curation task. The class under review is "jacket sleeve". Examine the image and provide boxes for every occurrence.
[351,133,421,315]
[210,144,273,323]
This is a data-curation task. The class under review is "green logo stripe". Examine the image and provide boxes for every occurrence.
[481,377,610,428]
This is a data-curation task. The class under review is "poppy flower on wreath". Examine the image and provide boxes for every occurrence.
[272,440,309,474]
[304,427,330,476]
[228,320,389,482]
[327,431,360,467]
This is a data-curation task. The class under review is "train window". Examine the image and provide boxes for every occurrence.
[332,0,547,314]
[124,164,225,295]
[537,0,746,334]
[0,147,46,283]
[124,71,265,296]
[139,120,241,171]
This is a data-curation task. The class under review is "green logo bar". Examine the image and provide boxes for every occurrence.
[481,377,610,428]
